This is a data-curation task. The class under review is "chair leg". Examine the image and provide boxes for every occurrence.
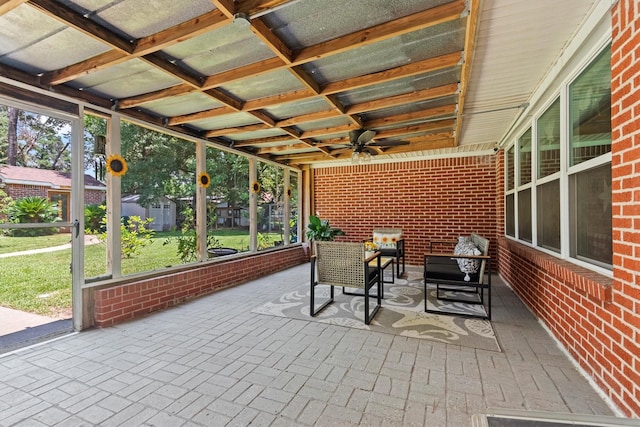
[364,275,381,325]
[310,282,334,317]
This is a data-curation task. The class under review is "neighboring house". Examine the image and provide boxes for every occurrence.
[0,165,106,223]
[121,195,176,231]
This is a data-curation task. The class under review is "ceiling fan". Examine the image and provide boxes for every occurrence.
[344,129,409,162]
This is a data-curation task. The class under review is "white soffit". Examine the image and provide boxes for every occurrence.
[459,0,600,148]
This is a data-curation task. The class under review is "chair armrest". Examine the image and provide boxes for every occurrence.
[364,251,381,262]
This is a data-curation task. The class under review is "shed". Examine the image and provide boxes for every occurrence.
[121,195,176,231]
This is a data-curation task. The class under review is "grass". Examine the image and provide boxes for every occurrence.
[0,234,72,254]
[0,229,282,316]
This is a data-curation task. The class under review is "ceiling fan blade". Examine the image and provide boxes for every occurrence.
[357,129,376,145]
[348,130,361,144]
[369,140,410,147]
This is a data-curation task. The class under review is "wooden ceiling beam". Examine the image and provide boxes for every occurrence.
[133,10,228,56]
[201,57,284,89]
[237,0,294,16]
[232,135,297,147]
[210,0,235,18]
[249,110,276,127]
[41,51,128,86]
[276,109,341,127]
[293,0,466,63]
[117,84,197,109]
[169,106,237,126]
[322,52,462,95]
[0,0,28,15]
[299,124,360,139]
[206,123,271,137]
[346,83,459,115]
[256,142,312,154]
[41,10,228,85]
[373,120,457,140]
[249,18,293,62]
[364,104,457,128]
[242,89,316,111]
[454,0,481,145]
[27,0,133,54]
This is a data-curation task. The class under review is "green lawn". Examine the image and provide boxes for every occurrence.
[0,234,72,254]
[0,229,282,316]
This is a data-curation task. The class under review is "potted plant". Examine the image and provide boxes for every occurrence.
[306,214,344,241]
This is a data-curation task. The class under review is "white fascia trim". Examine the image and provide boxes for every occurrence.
[310,149,497,169]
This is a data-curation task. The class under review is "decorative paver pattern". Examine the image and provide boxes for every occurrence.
[0,265,616,426]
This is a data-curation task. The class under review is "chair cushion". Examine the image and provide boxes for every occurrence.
[425,257,480,283]
[373,230,402,249]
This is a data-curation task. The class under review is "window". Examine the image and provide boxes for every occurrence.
[504,44,611,271]
[537,98,561,178]
[537,180,560,252]
[569,47,611,166]
[517,188,532,243]
[518,128,532,186]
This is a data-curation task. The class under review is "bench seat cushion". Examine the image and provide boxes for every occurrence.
[424,257,480,283]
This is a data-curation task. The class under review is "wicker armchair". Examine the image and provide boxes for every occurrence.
[310,241,382,325]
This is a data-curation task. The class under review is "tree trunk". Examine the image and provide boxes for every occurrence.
[7,107,18,165]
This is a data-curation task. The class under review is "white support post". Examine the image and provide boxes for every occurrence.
[249,158,258,252]
[71,109,85,331]
[106,116,122,277]
[283,169,290,245]
[196,141,207,261]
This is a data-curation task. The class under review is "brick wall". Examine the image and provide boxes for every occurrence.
[496,0,640,416]
[4,183,47,199]
[610,0,640,416]
[312,155,498,266]
[91,246,307,327]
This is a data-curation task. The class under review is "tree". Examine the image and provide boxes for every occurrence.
[0,105,72,170]
[6,107,18,165]
[206,148,249,209]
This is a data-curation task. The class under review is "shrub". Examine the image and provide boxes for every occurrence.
[8,196,59,236]
[84,204,106,233]
[97,215,155,258]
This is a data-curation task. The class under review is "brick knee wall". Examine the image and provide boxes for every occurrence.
[496,238,640,415]
[92,246,307,327]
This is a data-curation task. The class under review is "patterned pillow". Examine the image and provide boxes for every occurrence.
[453,236,481,281]
[373,231,401,249]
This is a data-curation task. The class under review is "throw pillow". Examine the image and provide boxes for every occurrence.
[373,231,401,249]
[454,237,481,281]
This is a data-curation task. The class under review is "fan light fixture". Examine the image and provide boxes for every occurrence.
[351,149,372,164]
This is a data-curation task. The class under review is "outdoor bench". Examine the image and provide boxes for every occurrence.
[423,233,491,320]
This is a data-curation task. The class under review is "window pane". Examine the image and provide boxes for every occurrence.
[518,128,532,186]
[505,194,515,237]
[257,162,284,250]
[537,98,561,178]
[506,146,515,190]
[289,172,299,243]
[570,164,612,267]
[569,46,611,166]
[206,148,250,254]
[537,180,560,252]
[120,121,192,271]
[517,188,532,242]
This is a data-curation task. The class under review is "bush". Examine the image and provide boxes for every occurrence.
[84,204,106,233]
[97,215,155,258]
[8,196,59,236]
